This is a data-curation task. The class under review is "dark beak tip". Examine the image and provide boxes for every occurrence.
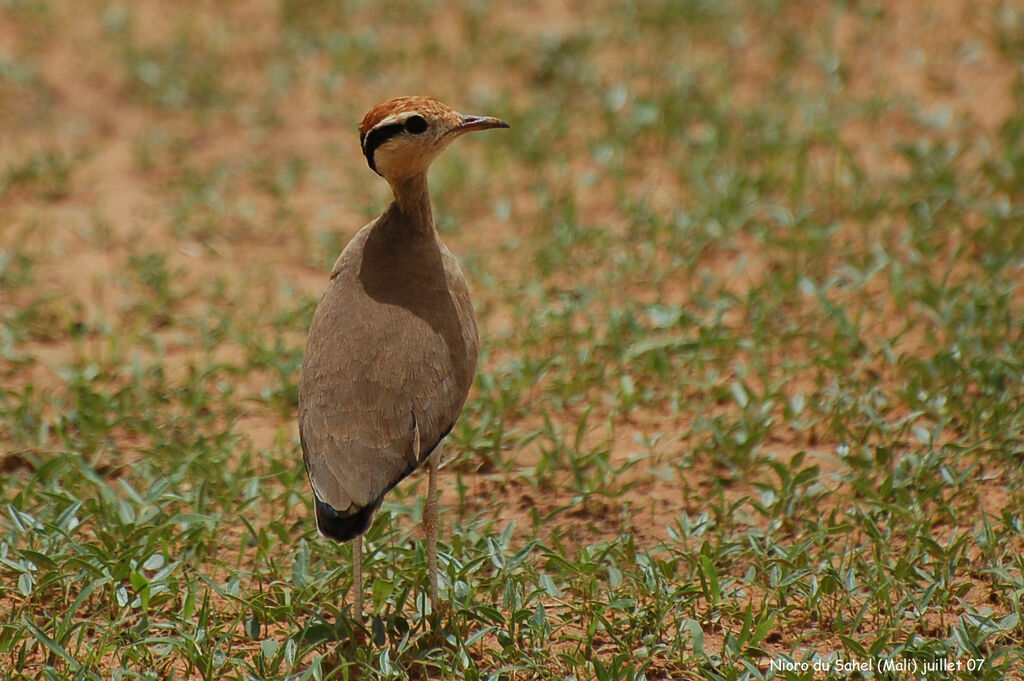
[460,115,511,131]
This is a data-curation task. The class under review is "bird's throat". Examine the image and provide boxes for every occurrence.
[390,172,435,234]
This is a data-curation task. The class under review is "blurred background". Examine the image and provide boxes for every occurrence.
[2,0,1023,678]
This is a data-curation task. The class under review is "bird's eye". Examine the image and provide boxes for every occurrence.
[404,115,428,134]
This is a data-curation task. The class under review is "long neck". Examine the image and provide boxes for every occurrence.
[388,172,434,234]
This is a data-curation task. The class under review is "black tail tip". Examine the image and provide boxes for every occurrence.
[314,497,376,543]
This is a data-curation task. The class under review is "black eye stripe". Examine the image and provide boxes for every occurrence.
[362,123,405,173]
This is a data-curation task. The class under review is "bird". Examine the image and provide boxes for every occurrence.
[298,96,509,618]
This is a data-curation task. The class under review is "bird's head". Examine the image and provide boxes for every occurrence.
[358,96,510,183]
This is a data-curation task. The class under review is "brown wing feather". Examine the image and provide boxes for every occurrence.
[298,210,478,522]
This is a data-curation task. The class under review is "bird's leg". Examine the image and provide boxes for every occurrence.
[425,443,441,612]
[353,535,363,621]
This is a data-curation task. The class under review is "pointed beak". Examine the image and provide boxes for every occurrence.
[454,114,511,135]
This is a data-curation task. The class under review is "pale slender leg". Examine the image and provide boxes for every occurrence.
[353,535,363,620]
[425,444,441,612]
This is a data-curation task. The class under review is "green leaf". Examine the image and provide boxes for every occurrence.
[538,573,562,598]
[23,616,80,671]
[261,638,279,658]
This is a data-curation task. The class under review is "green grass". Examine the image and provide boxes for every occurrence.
[2,0,1024,679]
